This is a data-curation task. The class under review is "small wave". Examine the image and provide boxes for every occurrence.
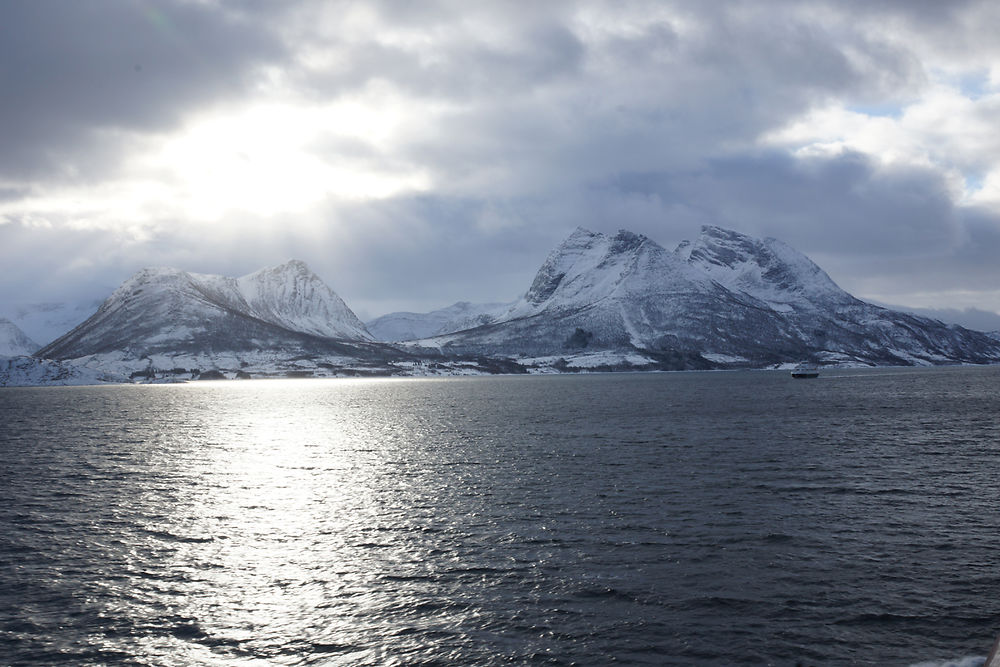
[140,528,215,543]
[310,641,359,654]
[571,586,638,602]
[761,532,794,543]
[835,612,925,626]
[382,573,435,583]
[169,621,207,639]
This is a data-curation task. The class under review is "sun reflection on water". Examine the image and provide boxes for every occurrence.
[129,378,468,664]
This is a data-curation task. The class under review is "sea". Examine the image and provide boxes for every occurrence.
[2,366,999,666]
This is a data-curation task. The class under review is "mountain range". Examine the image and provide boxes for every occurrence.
[3,225,999,384]
[400,226,1000,369]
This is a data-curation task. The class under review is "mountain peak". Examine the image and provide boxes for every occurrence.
[609,229,648,254]
[567,226,600,241]
[682,225,850,309]
[0,318,39,357]
[236,261,371,340]
[271,258,312,274]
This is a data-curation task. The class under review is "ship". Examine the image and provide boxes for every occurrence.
[790,362,819,379]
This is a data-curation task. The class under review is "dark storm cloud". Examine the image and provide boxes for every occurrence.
[637,150,959,255]
[601,149,1000,295]
[0,0,285,180]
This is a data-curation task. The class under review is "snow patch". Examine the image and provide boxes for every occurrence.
[0,356,128,387]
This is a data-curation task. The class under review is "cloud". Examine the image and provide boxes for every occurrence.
[0,0,285,181]
[1,0,999,322]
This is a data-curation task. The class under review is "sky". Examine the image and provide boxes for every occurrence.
[2,0,1000,329]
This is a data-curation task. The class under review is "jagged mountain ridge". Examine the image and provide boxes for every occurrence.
[37,261,389,365]
[416,226,1000,367]
[676,225,854,311]
[0,318,39,357]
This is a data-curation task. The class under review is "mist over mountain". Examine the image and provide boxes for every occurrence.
[1,301,103,348]
[366,301,513,342]
[866,303,1000,334]
[0,318,39,357]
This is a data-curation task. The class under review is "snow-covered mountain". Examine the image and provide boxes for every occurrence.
[0,318,39,357]
[367,301,513,342]
[414,228,791,364]
[19,227,1000,382]
[415,226,1000,368]
[35,260,398,376]
[232,260,371,340]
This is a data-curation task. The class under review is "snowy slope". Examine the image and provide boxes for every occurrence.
[367,301,513,342]
[0,356,128,386]
[0,318,39,356]
[506,228,723,319]
[36,261,386,368]
[234,260,371,340]
[676,226,855,312]
[677,226,1000,365]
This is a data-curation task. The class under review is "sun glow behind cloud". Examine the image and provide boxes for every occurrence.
[146,100,430,219]
[0,97,430,231]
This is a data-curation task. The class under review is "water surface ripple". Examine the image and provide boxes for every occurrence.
[2,367,999,665]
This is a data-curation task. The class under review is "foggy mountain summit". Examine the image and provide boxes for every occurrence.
[0,318,39,357]
[366,301,513,343]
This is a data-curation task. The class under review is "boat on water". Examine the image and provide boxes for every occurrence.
[790,362,819,379]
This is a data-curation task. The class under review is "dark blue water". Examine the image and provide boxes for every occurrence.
[2,367,999,666]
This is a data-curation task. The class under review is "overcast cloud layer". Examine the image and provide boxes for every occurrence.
[2,0,999,328]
